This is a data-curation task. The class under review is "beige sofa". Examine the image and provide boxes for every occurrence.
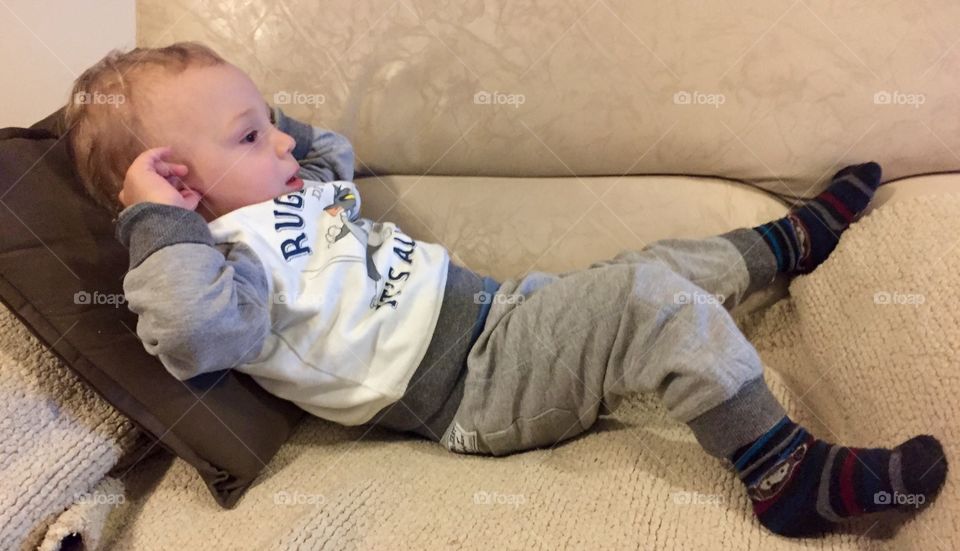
[9,1,960,549]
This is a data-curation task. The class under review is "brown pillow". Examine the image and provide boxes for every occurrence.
[0,108,304,509]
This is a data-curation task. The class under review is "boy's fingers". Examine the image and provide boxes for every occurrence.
[141,147,188,184]
[157,163,189,179]
[144,146,171,164]
[139,146,173,170]
[165,163,189,177]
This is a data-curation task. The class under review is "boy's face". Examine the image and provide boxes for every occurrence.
[139,63,304,222]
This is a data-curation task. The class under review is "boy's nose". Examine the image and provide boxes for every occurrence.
[277,130,296,157]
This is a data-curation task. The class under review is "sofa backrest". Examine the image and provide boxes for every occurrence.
[138,1,960,197]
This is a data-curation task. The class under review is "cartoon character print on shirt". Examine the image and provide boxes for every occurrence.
[747,442,808,502]
[319,183,384,283]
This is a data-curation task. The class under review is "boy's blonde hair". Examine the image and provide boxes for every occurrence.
[64,41,226,217]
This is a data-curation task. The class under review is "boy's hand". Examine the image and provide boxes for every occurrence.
[119,146,202,211]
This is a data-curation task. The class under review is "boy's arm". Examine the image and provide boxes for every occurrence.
[115,202,272,381]
[270,105,355,182]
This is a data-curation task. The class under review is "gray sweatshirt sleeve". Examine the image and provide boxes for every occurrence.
[270,106,355,182]
[115,202,272,381]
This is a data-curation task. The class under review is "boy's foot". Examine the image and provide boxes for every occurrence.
[752,162,882,274]
[730,416,948,538]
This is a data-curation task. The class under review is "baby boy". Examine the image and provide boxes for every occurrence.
[65,41,947,538]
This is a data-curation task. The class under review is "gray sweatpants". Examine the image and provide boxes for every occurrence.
[438,227,788,459]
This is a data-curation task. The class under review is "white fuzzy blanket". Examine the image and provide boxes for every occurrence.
[14,193,960,549]
[0,304,143,551]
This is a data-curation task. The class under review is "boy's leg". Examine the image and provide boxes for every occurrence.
[582,227,776,312]
[444,260,785,456]
[440,260,786,459]
[581,161,887,312]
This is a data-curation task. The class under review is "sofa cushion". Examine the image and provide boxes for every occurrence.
[142,1,960,196]
[0,108,304,509]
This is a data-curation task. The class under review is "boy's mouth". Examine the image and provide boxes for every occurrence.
[286,174,304,190]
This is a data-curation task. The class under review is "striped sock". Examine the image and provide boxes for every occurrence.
[753,162,882,274]
[730,416,948,538]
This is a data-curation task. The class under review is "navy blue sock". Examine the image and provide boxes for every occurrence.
[753,162,882,274]
[730,416,948,538]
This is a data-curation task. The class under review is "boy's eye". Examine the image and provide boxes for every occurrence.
[242,130,258,144]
